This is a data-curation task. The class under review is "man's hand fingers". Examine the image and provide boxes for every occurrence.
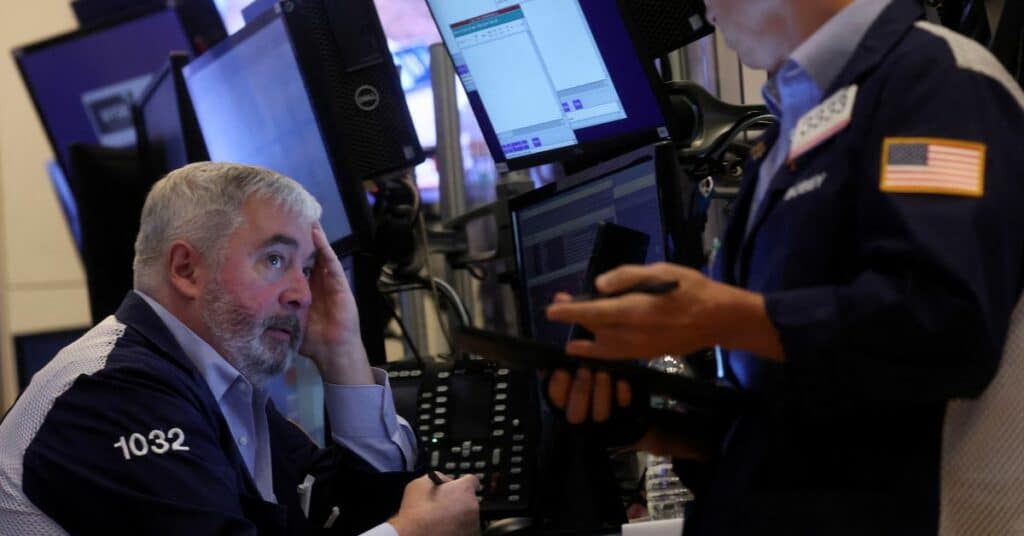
[564,334,637,359]
[564,321,672,360]
[547,369,572,409]
[565,368,594,424]
[547,296,645,327]
[311,223,347,282]
[427,471,451,486]
[591,264,653,294]
[564,339,612,359]
[454,474,481,493]
[616,380,633,408]
[592,371,613,422]
[594,262,689,294]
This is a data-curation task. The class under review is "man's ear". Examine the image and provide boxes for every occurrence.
[167,241,205,300]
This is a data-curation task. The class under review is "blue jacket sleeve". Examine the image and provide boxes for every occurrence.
[764,50,1024,403]
[22,364,260,535]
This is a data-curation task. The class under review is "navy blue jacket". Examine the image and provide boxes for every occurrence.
[0,293,420,535]
[686,2,1024,534]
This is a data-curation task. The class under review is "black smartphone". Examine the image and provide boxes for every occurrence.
[568,222,651,341]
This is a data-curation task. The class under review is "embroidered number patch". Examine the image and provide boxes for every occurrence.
[113,428,190,460]
[788,85,858,162]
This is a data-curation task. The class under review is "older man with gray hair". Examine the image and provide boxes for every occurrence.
[0,162,479,535]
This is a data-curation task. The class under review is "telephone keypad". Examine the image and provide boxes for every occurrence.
[394,362,536,519]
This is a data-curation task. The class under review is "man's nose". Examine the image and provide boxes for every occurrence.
[282,267,312,310]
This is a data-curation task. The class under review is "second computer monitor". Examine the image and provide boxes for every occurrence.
[183,11,353,247]
[14,7,194,176]
[425,0,674,171]
[510,144,667,345]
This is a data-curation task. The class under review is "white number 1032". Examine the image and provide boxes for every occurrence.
[114,428,189,460]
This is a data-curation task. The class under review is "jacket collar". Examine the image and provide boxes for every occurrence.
[114,291,201,380]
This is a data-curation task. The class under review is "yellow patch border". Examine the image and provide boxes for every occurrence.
[880,137,986,197]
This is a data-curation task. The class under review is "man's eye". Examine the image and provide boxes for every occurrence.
[302,266,313,279]
[268,254,285,268]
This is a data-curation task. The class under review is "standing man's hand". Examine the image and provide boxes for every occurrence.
[547,367,633,424]
[300,223,374,385]
[545,262,783,361]
[543,262,781,458]
[389,474,481,536]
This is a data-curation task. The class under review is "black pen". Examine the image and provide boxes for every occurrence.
[427,470,446,486]
[571,280,679,303]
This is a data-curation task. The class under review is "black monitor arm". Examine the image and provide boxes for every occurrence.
[666,80,775,161]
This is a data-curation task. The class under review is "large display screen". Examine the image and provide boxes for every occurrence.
[183,14,352,245]
[15,8,193,174]
[512,156,665,344]
[425,0,671,170]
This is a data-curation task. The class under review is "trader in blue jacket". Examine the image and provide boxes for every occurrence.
[546,0,1024,534]
[0,162,479,535]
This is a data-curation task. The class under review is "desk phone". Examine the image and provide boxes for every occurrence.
[385,359,539,520]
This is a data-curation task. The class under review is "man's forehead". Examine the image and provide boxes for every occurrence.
[237,202,315,249]
[257,234,302,249]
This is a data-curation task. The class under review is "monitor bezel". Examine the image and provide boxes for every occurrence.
[182,6,365,255]
[135,51,211,174]
[422,0,682,172]
[507,142,671,339]
[12,5,195,177]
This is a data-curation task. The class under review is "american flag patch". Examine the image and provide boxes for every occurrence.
[881,138,986,197]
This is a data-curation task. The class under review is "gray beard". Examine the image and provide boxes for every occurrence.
[200,279,303,388]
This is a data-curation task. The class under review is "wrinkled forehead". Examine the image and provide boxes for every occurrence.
[234,196,317,248]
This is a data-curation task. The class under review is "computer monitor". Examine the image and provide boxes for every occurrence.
[510,144,668,345]
[242,0,277,24]
[424,0,675,171]
[135,52,209,178]
[183,10,355,249]
[374,0,514,207]
[70,0,227,51]
[186,0,425,250]
[13,6,195,177]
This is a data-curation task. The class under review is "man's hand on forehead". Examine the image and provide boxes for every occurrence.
[299,221,372,385]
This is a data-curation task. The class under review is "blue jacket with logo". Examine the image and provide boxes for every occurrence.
[0,292,420,535]
[688,2,1024,534]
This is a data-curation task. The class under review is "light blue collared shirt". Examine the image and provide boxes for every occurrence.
[747,0,893,236]
[136,290,414,536]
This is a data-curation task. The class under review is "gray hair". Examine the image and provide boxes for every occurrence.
[133,162,322,291]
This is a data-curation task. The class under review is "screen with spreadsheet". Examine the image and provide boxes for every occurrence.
[512,156,664,344]
[425,0,671,170]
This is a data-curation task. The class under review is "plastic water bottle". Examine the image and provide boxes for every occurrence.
[643,356,696,521]
[644,454,693,521]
